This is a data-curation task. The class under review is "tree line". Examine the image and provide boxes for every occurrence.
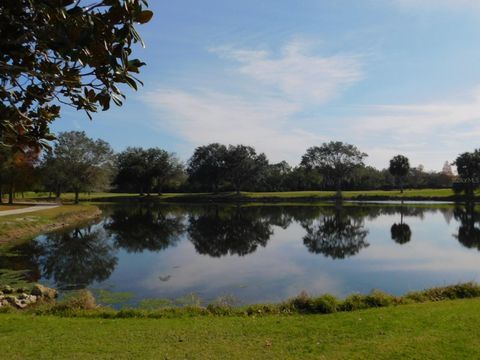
[0,131,473,204]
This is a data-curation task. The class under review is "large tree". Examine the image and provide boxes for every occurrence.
[389,155,410,193]
[0,0,152,147]
[224,145,268,194]
[0,146,8,203]
[115,147,184,195]
[39,150,70,201]
[0,144,38,204]
[301,141,367,197]
[46,131,115,203]
[187,143,227,193]
[454,150,480,199]
[262,161,292,192]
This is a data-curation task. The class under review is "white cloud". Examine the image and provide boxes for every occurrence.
[211,39,363,104]
[142,39,364,163]
[141,37,480,170]
[394,0,480,10]
[143,89,324,163]
[347,87,480,170]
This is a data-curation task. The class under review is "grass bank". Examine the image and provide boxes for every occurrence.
[160,189,462,202]
[5,189,469,204]
[0,204,102,243]
[0,298,478,359]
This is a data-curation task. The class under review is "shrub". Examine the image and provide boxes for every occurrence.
[340,294,369,311]
[287,291,313,313]
[407,283,480,302]
[206,304,234,316]
[311,294,339,314]
[364,290,394,308]
[43,290,97,315]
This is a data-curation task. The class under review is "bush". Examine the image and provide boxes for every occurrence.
[40,290,97,315]
[16,282,480,319]
[340,294,369,311]
[406,283,480,302]
[286,291,313,313]
[206,304,234,316]
[311,295,339,314]
[364,291,394,308]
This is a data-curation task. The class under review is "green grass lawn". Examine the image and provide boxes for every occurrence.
[1,189,469,204]
[243,188,458,198]
[0,299,478,359]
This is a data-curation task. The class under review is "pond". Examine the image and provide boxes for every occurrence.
[2,202,480,307]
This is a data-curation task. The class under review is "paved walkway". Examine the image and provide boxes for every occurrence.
[0,204,60,217]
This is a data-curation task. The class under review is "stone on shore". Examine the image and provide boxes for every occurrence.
[31,284,58,300]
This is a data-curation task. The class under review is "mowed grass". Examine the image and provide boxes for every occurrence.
[243,188,458,198]
[1,192,140,203]
[0,299,478,359]
[1,189,467,203]
[0,204,100,243]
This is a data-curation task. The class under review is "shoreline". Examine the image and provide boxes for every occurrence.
[8,189,478,204]
[94,193,472,204]
[0,204,102,244]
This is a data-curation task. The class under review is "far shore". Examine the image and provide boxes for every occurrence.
[5,188,476,204]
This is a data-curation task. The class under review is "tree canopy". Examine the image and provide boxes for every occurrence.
[301,141,367,197]
[454,150,480,198]
[224,145,268,194]
[0,0,152,147]
[43,131,115,203]
[389,155,410,193]
[115,147,184,195]
[187,143,227,193]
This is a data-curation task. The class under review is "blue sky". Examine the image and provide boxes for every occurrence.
[54,0,480,170]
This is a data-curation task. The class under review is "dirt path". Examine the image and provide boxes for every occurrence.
[0,204,59,217]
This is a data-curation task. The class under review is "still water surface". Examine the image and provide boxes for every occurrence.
[3,202,480,306]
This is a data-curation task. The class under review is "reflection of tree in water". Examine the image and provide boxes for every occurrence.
[391,223,411,244]
[0,242,41,284]
[104,205,185,253]
[302,207,369,259]
[36,226,117,290]
[390,204,412,245]
[256,206,293,229]
[453,204,480,251]
[188,206,273,257]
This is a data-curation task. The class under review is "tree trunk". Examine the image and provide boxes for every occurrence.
[466,183,474,199]
[335,178,342,199]
[8,174,14,205]
[0,185,3,204]
[400,178,404,194]
[74,189,80,204]
[55,186,61,203]
[8,186,13,205]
